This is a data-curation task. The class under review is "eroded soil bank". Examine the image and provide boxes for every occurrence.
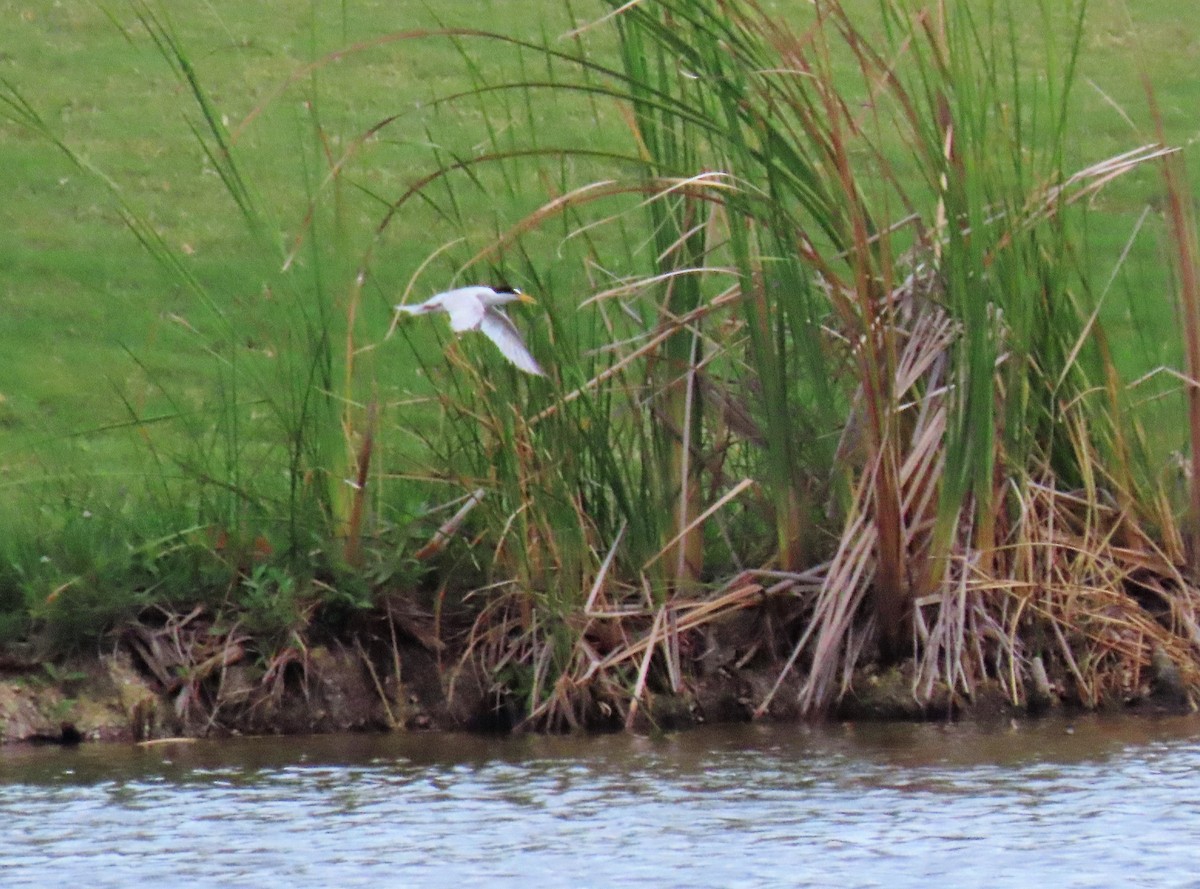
[1,602,1194,745]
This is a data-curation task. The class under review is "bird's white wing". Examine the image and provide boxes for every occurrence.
[479,308,545,376]
[442,294,486,333]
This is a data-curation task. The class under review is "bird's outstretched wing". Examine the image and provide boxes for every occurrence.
[441,292,486,333]
[479,308,545,376]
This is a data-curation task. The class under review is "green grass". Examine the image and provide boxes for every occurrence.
[0,1,595,466]
[0,0,1192,466]
[0,0,635,647]
[2,0,1199,724]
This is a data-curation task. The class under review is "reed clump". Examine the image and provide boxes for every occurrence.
[399,0,1200,726]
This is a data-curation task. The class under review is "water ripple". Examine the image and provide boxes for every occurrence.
[2,717,1199,888]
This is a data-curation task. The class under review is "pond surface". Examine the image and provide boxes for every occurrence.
[2,715,1197,888]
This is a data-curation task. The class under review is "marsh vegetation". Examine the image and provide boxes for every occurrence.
[2,0,1199,735]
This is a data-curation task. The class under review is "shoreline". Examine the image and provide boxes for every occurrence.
[3,617,1194,747]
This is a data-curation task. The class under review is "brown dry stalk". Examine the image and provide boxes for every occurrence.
[414,488,487,561]
[343,396,377,567]
[1159,153,1200,567]
[624,607,665,729]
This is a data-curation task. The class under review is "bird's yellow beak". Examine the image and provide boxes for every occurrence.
[517,292,537,305]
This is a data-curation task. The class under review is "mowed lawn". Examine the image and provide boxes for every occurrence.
[0,0,1197,496]
[0,1,611,484]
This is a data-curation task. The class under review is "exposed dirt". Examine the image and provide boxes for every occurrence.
[1,602,1194,746]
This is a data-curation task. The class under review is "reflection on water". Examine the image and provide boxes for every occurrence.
[2,715,1198,888]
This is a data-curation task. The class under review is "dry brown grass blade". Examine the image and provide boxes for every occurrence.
[342,395,377,567]
[483,574,772,732]
[530,284,743,424]
[624,606,665,730]
[584,522,628,616]
[462,173,738,273]
[642,478,756,572]
[414,488,487,561]
[580,579,766,684]
[1157,150,1200,567]
[950,449,1200,711]
[354,636,398,729]
[797,478,879,712]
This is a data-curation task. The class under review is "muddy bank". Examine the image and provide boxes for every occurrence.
[0,640,447,747]
[1,603,1194,746]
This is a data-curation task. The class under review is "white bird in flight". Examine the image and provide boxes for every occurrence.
[395,285,545,376]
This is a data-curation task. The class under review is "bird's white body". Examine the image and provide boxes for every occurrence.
[395,285,545,376]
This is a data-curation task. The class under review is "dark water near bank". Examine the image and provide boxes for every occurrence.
[2,716,1198,888]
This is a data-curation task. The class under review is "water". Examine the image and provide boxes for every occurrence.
[2,715,1198,888]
